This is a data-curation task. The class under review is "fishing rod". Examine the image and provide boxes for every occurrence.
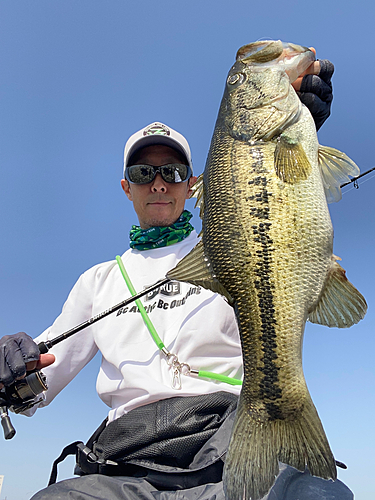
[38,277,170,354]
[0,277,171,440]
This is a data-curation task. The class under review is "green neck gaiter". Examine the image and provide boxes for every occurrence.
[129,210,194,251]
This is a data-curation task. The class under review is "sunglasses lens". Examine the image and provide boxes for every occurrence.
[127,165,155,184]
[160,164,190,183]
[126,164,191,184]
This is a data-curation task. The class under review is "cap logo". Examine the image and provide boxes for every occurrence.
[143,123,171,136]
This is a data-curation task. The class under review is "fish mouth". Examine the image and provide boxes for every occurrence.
[236,40,315,82]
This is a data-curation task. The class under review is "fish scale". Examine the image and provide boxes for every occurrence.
[206,139,311,411]
[167,40,367,499]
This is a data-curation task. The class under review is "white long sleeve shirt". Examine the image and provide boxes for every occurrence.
[34,231,243,422]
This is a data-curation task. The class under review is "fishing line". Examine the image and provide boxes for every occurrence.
[340,166,375,194]
[341,173,375,195]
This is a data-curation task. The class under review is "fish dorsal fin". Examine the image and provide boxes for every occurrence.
[190,173,205,221]
[274,134,312,183]
[190,173,205,237]
[166,240,234,304]
[308,255,367,327]
[318,146,360,203]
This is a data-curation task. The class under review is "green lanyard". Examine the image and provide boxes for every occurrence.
[116,256,242,389]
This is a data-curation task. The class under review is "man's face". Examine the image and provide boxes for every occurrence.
[121,145,197,229]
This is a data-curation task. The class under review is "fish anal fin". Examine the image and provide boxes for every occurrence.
[167,241,233,304]
[318,145,360,203]
[274,135,311,183]
[308,255,367,328]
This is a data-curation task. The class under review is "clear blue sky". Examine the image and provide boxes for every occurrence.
[0,1,374,499]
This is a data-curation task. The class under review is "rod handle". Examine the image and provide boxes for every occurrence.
[38,341,51,354]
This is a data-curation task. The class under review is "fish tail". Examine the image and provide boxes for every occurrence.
[223,396,337,500]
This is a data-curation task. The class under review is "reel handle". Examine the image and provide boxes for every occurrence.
[0,405,16,440]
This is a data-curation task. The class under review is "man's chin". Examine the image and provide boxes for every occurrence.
[143,218,175,229]
[142,212,182,229]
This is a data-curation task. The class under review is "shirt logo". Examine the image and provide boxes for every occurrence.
[115,283,201,317]
[145,281,180,301]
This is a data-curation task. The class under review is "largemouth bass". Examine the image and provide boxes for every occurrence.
[167,40,367,499]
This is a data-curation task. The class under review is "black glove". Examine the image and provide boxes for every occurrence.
[0,332,40,387]
[298,59,334,131]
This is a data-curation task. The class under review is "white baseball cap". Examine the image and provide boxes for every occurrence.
[123,122,193,176]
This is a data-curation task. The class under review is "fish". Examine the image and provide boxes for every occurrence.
[167,40,367,499]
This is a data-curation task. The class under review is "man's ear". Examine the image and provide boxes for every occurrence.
[186,176,198,199]
[121,179,132,201]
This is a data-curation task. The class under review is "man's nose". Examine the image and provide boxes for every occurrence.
[151,173,167,193]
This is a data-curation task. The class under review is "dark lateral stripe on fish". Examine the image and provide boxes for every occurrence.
[248,151,284,420]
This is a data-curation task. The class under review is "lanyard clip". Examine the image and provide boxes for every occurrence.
[172,365,182,390]
[165,352,190,390]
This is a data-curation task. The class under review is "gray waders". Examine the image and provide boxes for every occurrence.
[31,392,353,500]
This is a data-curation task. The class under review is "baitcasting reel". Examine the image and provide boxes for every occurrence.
[0,369,48,439]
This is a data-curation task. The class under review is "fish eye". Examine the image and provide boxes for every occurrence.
[227,73,246,86]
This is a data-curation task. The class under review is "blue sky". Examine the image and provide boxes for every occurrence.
[0,1,374,499]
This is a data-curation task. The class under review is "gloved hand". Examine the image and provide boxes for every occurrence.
[298,59,334,131]
[0,332,40,388]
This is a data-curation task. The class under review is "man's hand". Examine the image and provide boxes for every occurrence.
[0,332,55,389]
[292,48,334,130]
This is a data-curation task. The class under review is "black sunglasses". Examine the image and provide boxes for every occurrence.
[125,163,192,185]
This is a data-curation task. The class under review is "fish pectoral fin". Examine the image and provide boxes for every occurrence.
[166,241,234,304]
[308,255,367,327]
[318,145,360,203]
[274,134,312,183]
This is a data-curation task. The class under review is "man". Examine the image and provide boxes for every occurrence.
[0,59,353,499]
